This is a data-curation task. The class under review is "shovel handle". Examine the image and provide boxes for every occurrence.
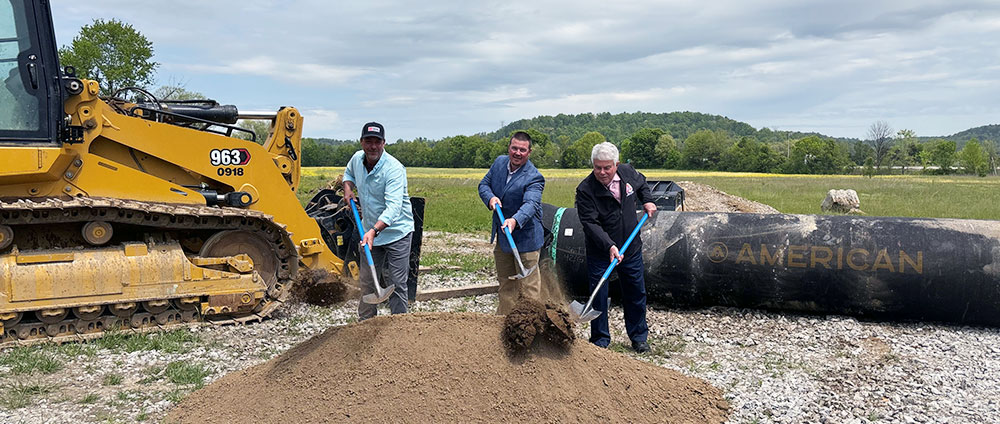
[495,208,519,250]
[495,207,529,274]
[620,212,649,255]
[349,198,376,267]
[595,212,650,296]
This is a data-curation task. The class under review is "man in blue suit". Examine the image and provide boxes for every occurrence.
[479,131,545,314]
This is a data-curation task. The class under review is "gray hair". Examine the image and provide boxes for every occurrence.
[591,142,619,164]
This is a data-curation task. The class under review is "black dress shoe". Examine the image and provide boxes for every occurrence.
[632,341,650,353]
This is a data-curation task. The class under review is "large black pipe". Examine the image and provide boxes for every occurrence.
[543,203,1000,326]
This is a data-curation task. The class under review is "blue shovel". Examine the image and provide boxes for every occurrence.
[349,198,393,304]
[496,207,537,280]
[570,212,650,323]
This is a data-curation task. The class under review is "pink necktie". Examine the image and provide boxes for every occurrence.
[609,180,621,203]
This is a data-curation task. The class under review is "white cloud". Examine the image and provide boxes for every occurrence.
[878,73,951,83]
[50,0,1000,140]
[361,96,419,108]
[300,109,342,134]
[176,56,367,85]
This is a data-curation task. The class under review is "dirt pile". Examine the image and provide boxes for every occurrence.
[166,313,729,424]
[501,299,575,353]
[677,181,779,214]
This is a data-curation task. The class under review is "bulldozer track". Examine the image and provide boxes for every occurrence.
[0,197,299,347]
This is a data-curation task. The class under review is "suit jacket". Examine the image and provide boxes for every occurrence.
[478,156,545,253]
[575,163,653,260]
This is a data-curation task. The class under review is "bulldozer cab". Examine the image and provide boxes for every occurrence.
[0,0,62,145]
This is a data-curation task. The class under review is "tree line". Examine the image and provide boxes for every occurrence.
[302,118,1000,177]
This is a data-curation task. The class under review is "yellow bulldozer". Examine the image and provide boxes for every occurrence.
[0,0,415,344]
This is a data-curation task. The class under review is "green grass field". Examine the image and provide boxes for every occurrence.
[299,167,1000,233]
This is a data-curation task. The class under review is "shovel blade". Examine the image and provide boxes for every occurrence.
[569,300,603,323]
[576,308,603,323]
[507,265,538,280]
[361,285,393,304]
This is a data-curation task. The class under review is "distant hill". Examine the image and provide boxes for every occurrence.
[486,111,860,145]
[311,112,995,148]
[911,125,1000,148]
[942,124,1000,146]
[489,111,754,143]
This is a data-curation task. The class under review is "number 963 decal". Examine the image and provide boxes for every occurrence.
[210,148,251,176]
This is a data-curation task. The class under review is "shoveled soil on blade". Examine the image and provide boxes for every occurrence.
[165,313,729,424]
[501,299,575,353]
[291,268,356,306]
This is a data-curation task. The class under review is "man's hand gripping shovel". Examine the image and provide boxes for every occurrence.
[495,207,536,280]
[570,212,649,323]
[349,198,393,304]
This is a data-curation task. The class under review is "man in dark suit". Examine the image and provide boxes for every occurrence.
[575,142,656,352]
[478,131,545,314]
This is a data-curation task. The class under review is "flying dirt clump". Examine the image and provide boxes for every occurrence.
[290,268,354,306]
[501,298,575,354]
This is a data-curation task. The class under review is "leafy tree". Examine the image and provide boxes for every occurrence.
[849,141,874,166]
[153,85,203,101]
[58,19,159,95]
[892,129,921,173]
[720,136,783,173]
[865,120,893,169]
[235,120,271,145]
[958,139,989,177]
[680,130,731,169]
[653,134,681,169]
[301,138,330,166]
[863,156,876,178]
[883,145,906,174]
[983,139,1000,176]
[529,143,561,168]
[429,135,489,168]
[301,139,358,166]
[920,139,956,174]
[507,129,549,147]
[561,132,606,168]
[386,140,432,167]
[781,136,850,174]
[491,139,511,161]
[621,128,665,168]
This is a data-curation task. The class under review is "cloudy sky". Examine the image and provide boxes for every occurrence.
[51,1,1000,141]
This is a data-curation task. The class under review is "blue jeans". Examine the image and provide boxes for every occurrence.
[586,252,649,348]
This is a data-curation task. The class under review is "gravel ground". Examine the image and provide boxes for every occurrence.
[606,307,1000,423]
[418,231,496,291]
[2,229,998,423]
[3,286,997,423]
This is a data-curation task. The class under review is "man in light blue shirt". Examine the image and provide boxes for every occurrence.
[343,122,414,320]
